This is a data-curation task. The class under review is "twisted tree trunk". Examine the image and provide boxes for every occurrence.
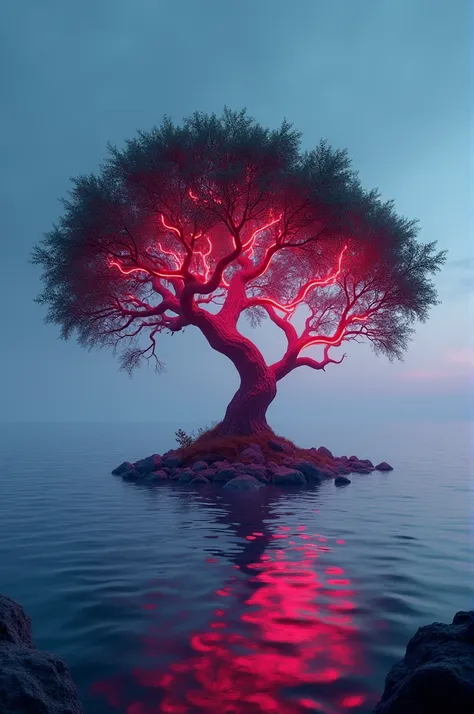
[217,357,277,436]
[186,304,277,436]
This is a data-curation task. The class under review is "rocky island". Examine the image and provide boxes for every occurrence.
[111,429,393,489]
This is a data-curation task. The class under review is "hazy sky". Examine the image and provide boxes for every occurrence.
[1,0,472,428]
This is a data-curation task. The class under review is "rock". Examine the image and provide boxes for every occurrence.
[349,464,372,474]
[287,460,323,483]
[213,467,238,483]
[374,610,474,714]
[224,475,262,491]
[359,458,374,469]
[241,464,268,481]
[317,446,334,458]
[335,476,351,486]
[178,469,195,483]
[134,453,162,474]
[349,455,359,461]
[146,470,169,483]
[190,476,210,485]
[0,646,84,714]
[191,460,208,472]
[212,460,230,469]
[335,465,351,475]
[271,466,306,486]
[162,455,183,469]
[375,461,394,472]
[0,596,33,647]
[240,445,265,464]
[121,469,140,482]
[111,461,134,476]
[0,595,84,713]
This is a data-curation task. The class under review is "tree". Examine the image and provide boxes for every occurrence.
[32,109,446,436]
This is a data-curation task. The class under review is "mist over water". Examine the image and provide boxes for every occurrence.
[0,420,472,713]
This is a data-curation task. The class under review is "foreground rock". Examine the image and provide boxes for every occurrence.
[374,610,474,713]
[0,595,84,714]
[112,437,393,489]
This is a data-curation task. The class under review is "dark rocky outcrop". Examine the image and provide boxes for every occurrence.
[374,610,474,714]
[112,440,392,490]
[0,595,84,714]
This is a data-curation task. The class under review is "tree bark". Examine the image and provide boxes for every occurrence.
[183,302,277,437]
[217,360,277,436]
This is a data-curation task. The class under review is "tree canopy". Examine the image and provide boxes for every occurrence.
[32,108,446,386]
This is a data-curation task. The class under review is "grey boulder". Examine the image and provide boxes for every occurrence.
[271,466,306,486]
[190,460,208,472]
[134,454,162,474]
[161,454,183,469]
[111,461,134,476]
[224,475,262,491]
[190,476,210,485]
[213,467,239,482]
[334,476,351,486]
[240,444,265,464]
[287,460,323,483]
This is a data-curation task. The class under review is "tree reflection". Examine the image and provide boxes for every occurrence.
[91,487,371,713]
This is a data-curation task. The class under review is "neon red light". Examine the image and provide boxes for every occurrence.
[108,258,184,281]
[242,214,282,257]
[160,214,182,238]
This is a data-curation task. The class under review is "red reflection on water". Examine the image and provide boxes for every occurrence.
[92,528,369,713]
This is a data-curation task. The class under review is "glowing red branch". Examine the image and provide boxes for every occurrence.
[300,314,368,352]
[160,214,182,239]
[241,214,282,258]
[108,258,185,281]
[246,245,348,316]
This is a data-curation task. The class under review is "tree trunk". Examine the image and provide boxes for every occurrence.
[185,306,277,437]
[217,360,277,436]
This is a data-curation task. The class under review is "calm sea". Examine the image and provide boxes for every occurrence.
[0,420,472,714]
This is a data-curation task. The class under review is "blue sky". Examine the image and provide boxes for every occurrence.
[1,0,471,426]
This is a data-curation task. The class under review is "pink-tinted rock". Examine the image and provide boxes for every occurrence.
[134,454,162,474]
[375,461,394,471]
[190,460,208,472]
[317,446,334,458]
[213,467,238,482]
[224,475,261,491]
[146,470,169,482]
[240,445,265,464]
[190,475,210,485]
[270,466,306,486]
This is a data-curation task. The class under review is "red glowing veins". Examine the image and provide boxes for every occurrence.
[106,201,378,381]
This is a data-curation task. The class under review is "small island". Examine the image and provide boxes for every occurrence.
[111,426,393,488]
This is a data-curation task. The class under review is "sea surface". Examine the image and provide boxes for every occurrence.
[0,420,472,714]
